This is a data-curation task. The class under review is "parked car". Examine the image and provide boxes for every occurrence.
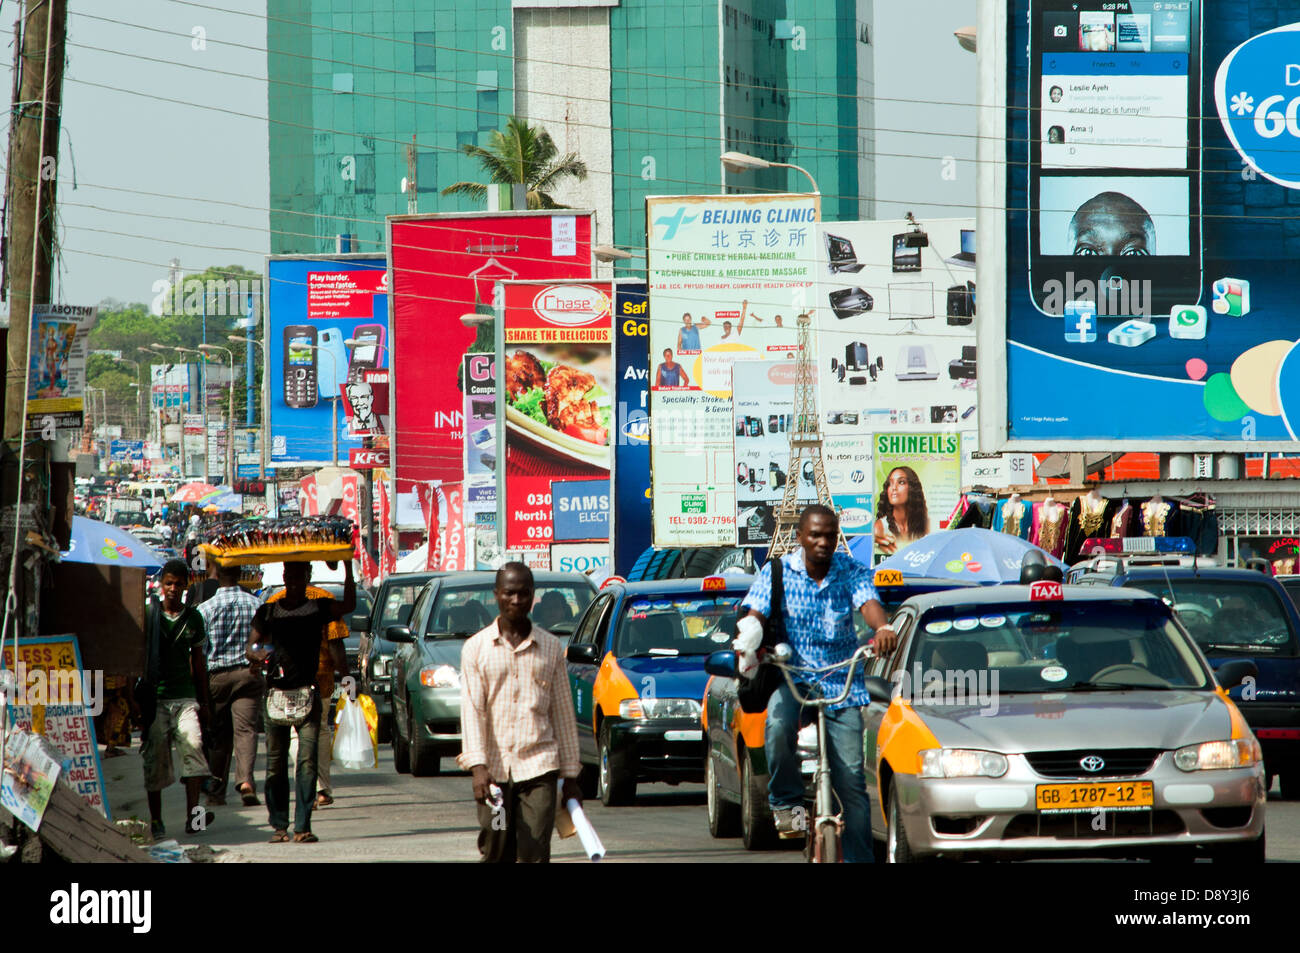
[1075,566,1300,799]
[566,575,752,807]
[703,574,980,849]
[352,571,447,743]
[858,584,1264,862]
[388,571,597,776]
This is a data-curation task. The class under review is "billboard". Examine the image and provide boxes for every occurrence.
[496,279,613,553]
[613,283,652,576]
[646,193,818,547]
[266,255,388,465]
[388,211,595,491]
[731,360,817,547]
[984,0,1300,449]
[26,304,97,434]
[871,432,962,565]
[816,219,978,491]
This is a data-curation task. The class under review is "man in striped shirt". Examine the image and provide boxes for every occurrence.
[198,564,263,807]
[459,563,582,863]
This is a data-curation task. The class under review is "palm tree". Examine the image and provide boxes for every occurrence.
[441,116,588,210]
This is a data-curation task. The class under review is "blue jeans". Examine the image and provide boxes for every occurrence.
[265,694,322,834]
[764,680,875,863]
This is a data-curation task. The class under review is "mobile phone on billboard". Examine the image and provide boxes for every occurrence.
[1028,0,1201,319]
[283,325,318,409]
[317,327,348,398]
[347,323,385,383]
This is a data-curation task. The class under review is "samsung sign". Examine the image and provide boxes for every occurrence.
[552,478,610,541]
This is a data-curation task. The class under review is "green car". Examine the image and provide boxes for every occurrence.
[387,571,597,776]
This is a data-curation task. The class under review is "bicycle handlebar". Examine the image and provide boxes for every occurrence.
[765,642,875,708]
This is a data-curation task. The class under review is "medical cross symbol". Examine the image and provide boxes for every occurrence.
[653,207,698,240]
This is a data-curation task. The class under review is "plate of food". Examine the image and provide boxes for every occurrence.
[504,349,611,467]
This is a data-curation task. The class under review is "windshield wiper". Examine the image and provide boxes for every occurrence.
[1203,642,1276,654]
[1068,680,1166,691]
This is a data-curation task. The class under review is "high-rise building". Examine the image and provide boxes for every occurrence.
[268,1,874,260]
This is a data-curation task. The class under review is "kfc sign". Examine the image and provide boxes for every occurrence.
[349,447,391,469]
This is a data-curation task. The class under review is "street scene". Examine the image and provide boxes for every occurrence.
[2,2,1300,924]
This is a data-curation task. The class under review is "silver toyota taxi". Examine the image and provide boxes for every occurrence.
[863,583,1267,862]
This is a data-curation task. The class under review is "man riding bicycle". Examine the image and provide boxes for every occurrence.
[739,504,898,862]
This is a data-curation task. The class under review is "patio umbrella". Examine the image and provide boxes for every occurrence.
[172,481,219,503]
[848,527,1065,585]
[61,515,165,570]
[200,488,242,512]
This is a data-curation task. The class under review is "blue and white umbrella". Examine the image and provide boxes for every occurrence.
[62,515,165,571]
[849,527,1066,585]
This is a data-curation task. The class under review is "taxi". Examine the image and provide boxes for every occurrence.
[565,575,752,806]
[703,571,980,850]
[866,582,1266,862]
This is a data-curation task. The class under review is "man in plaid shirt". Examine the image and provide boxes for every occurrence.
[459,562,582,863]
[199,564,264,807]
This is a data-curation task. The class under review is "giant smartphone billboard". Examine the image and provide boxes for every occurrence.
[267,255,388,465]
[984,0,1300,449]
[387,211,595,491]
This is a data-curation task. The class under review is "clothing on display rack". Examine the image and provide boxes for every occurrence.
[1065,492,1117,564]
[1176,493,1218,556]
[992,496,1031,539]
[953,494,996,530]
[1110,500,1135,539]
[1139,497,1180,537]
[1031,499,1068,559]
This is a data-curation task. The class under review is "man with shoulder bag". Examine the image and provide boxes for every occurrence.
[736,505,897,862]
[248,560,355,844]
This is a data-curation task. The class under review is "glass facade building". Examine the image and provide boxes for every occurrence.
[268,1,874,261]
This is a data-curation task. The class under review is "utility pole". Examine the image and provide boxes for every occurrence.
[4,0,68,456]
[405,134,418,215]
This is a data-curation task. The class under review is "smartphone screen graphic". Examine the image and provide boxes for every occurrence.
[284,325,318,409]
[1029,0,1201,319]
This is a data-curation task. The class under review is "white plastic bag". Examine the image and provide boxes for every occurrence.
[332,693,376,769]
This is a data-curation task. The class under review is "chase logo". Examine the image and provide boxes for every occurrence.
[653,206,698,240]
[1215,23,1300,188]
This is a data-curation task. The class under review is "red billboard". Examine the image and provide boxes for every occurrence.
[499,280,613,552]
[388,211,595,490]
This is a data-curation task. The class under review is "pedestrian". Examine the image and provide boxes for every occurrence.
[248,560,355,844]
[198,563,264,808]
[186,556,221,607]
[737,504,897,862]
[138,558,215,839]
[458,562,582,863]
[262,567,349,809]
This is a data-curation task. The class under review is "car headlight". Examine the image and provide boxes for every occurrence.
[619,697,702,719]
[919,748,1008,779]
[372,655,392,678]
[1173,739,1262,771]
[420,664,460,689]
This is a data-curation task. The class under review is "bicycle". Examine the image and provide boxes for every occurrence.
[765,639,874,864]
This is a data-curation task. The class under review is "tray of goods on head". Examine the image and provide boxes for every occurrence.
[199,516,355,567]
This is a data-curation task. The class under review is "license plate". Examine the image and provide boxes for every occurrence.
[664,730,702,742]
[1035,781,1154,813]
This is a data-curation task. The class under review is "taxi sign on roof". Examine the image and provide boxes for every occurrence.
[874,569,904,587]
[701,576,727,591]
[1030,580,1063,601]
[600,575,626,590]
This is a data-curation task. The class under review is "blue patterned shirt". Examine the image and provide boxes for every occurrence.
[742,551,879,709]
[199,584,261,671]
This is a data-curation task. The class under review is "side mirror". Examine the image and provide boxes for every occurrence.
[349,612,368,632]
[704,650,738,678]
[384,625,415,644]
[566,644,599,665]
[1215,659,1259,691]
[864,676,895,706]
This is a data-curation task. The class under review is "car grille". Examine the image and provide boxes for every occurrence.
[1024,748,1160,779]
[1003,810,1184,839]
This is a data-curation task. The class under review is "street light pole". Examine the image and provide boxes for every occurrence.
[720,150,821,194]
[199,344,235,486]
[229,334,268,480]
[303,343,340,467]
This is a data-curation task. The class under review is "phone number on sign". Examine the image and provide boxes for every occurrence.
[667,516,735,526]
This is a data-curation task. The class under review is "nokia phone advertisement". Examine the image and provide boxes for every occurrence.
[997,0,1300,447]
[267,255,389,465]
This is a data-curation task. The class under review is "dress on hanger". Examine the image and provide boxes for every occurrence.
[1031,501,1068,558]
[1140,498,1179,537]
[1110,505,1135,539]
[1065,493,1116,563]
[992,498,1030,539]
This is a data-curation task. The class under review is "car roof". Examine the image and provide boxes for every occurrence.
[602,576,755,597]
[900,584,1163,611]
[435,571,595,588]
[1115,567,1277,583]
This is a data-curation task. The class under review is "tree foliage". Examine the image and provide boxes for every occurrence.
[441,116,588,210]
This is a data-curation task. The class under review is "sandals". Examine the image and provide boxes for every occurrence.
[315,793,334,808]
[269,829,290,843]
[293,832,318,844]
[238,784,260,807]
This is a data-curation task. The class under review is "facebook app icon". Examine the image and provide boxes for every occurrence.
[1064,300,1097,343]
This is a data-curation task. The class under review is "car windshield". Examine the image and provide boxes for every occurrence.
[613,594,746,657]
[1125,578,1298,656]
[910,601,1210,693]
[424,584,593,638]
[379,581,427,630]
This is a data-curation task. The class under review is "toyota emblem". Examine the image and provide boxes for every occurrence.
[1080,755,1105,773]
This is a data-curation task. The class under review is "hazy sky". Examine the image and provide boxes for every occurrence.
[32,0,974,307]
